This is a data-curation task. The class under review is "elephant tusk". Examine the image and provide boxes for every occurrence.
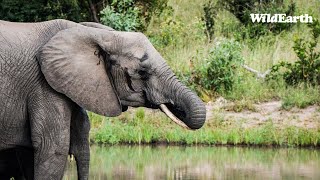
[160,104,190,129]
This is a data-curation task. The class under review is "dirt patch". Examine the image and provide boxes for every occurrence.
[206,98,320,129]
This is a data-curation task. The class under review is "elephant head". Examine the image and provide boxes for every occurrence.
[38,25,206,129]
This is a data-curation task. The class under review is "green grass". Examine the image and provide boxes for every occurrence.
[280,85,320,109]
[89,109,320,147]
[222,75,320,109]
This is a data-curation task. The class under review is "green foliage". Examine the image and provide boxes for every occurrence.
[202,1,216,41]
[239,1,296,39]
[100,0,141,31]
[203,0,296,40]
[147,8,184,47]
[190,40,244,93]
[0,0,169,29]
[268,19,320,85]
[136,0,169,28]
[100,0,170,31]
[147,8,206,52]
[222,75,279,102]
[0,0,90,22]
[281,85,320,110]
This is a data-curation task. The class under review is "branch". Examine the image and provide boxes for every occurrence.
[242,65,271,79]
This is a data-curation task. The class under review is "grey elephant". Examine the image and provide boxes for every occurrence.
[0,19,206,179]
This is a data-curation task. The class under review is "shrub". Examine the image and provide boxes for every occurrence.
[239,1,295,39]
[189,40,244,93]
[100,0,141,31]
[0,0,90,22]
[147,7,206,50]
[268,19,320,85]
[100,0,169,32]
[203,0,296,40]
[136,0,169,29]
[148,9,184,48]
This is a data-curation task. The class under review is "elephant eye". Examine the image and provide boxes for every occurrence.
[138,70,149,80]
[140,53,148,62]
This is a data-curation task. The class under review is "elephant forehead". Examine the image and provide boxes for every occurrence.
[131,47,146,59]
[114,31,149,49]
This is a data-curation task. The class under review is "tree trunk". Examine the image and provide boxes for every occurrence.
[87,0,99,22]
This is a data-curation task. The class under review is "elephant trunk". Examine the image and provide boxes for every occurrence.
[160,72,206,130]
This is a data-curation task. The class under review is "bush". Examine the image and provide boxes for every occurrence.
[147,8,184,48]
[239,1,295,39]
[136,0,169,29]
[203,0,296,40]
[0,0,90,22]
[268,19,320,85]
[189,40,244,93]
[100,0,169,32]
[100,0,141,31]
[148,8,206,50]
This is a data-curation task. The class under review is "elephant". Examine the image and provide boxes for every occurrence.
[0,19,206,179]
[0,104,90,180]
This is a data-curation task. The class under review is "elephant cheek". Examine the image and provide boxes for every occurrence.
[120,93,145,107]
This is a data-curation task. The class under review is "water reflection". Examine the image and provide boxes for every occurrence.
[64,146,320,180]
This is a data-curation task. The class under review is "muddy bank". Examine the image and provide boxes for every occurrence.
[206,98,320,129]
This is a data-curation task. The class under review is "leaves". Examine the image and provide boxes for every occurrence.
[268,19,320,85]
[0,0,90,22]
[100,3,141,31]
[100,0,169,32]
[192,40,244,93]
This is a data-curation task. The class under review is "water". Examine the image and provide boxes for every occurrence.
[64,145,320,180]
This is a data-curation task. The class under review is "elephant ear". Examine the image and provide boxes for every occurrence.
[38,27,121,117]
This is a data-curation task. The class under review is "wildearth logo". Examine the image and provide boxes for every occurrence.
[250,14,313,23]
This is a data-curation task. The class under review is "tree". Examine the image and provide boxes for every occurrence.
[0,0,104,22]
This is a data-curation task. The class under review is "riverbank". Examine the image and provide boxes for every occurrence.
[89,98,320,147]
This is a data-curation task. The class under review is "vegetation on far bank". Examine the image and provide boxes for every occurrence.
[89,108,320,147]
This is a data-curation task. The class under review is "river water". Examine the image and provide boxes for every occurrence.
[64,145,320,180]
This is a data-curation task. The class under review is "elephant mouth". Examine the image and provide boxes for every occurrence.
[123,92,192,129]
[122,105,128,112]
[160,104,190,129]
[144,99,190,129]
